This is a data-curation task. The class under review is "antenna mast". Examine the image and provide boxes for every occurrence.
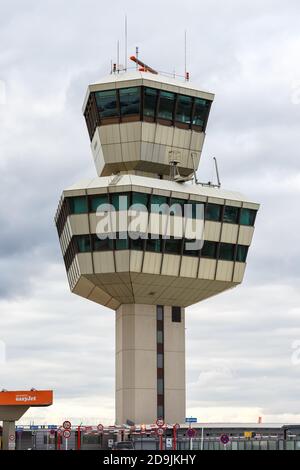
[124,15,128,71]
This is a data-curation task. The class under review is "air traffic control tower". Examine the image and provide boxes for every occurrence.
[55,58,259,425]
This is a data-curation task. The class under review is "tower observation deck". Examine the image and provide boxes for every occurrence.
[55,66,259,425]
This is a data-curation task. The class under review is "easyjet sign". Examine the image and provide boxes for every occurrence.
[0,390,53,406]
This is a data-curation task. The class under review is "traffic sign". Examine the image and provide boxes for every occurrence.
[166,438,173,448]
[174,423,180,430]
[9,434,15,441]
[156,427,164,436]
[187,428,196,438]
[63,420,71,430]
[156,418,164,427]
[63,429,71,439]
[220,434,230,445]
[185,417,197,423]
[97,424,104,432]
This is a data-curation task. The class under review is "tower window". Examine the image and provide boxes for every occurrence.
[90,194,109,213]
[192,98,211,130]
[164,238,182,255]
[236,245,248,263]
[69,196,88,214]
[223,206,240,224]
[172,306,181,323]
[201,241,218,259]
[143,87,158,118]
[119,87,140,116]
[158,91,175,121]
[219,243,235,261]
[76,235,91,253]
[175,94,193,124]
[95,89,118,118]
[205,203,222,222]
[240,208,257,226]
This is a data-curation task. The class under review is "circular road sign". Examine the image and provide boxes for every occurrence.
[156,418,164,427]
[63,420,71,430]
[97,424,104,432]
[174,423,180,430]
[63,429,71,439]
[187,428,196,438]
[156,427,164,436]
[220,434,230,445]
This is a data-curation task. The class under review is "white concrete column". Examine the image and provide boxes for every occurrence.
[115,304,186,425]
[2,421,16,450]
[115,304,157,425]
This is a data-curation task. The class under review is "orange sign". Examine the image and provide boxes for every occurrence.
[0,390,53,407]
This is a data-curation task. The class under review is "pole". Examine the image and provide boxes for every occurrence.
[77,426,81,450]
[57,431,61,450]
[124,15,127,71]
[201,427,204,450]
[159,434,163,451]
[173,426,177,450]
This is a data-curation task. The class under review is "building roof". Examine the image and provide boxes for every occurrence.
[83,70,215,111]
[63,174,259,208]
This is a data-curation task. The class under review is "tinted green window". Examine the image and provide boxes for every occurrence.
[90,194,109,212]
[164,238,182,254]
[219,243,235,261]
[76,235,91,252]
[158,91,175,120]
[240,208,257,226]
[95,90,118,118]
[183,239,200,257]
[191,201,204,219]
[119,87,140,116]
[205,203,222,221]
[132,192,149,207]
[151,194,169,213]
[143,87,158,117]
[170,198,185,216]
[224,206,240,224]
[201,241,217,258]
[111,193,130,211]
[116,235,129,250]
[130,237,145,250]
[92,235,113,251]
[147,237,162,252]
[175,95,193,124]
[192,98,211,128]
[236,245,248,262]
[69,197,88,214]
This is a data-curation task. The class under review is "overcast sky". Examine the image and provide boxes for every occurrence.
[1,0,300,425]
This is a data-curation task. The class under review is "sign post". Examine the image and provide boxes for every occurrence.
[173,423,180,450]
[62,420,72,451]
[187,427,196,450]
[156,427,164,451]
[220,434,230,449]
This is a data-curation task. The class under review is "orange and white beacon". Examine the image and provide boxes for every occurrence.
[55,52,259,425]
[0,390,53,450]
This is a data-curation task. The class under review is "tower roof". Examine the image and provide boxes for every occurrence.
[83,71,214,112]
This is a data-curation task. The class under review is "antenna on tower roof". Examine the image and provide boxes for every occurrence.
[124,15,128,71]
[184,29,190,81]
